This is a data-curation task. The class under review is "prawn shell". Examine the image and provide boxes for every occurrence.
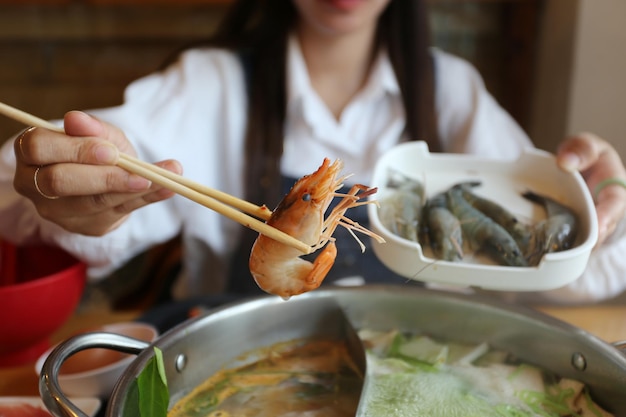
[456,181,533,254]
[423,193,463,262]
[268,158,344,245]
[446,186,528,267]
[250,158,382,298]
[379,190,423,243]
[522,190,579,265]
[249,158,345,298]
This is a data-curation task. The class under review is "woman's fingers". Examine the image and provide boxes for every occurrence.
[16,158,181,204]
[14,124,120,167]
[556,133,623,182]
[556,132,602,172]
[23,159,181,236]
[594,186,626,243]
[34,191,168,236]
[557,132,626,244]
[14,161,151,200]
[63,111,138,155]
[12,113,183,236]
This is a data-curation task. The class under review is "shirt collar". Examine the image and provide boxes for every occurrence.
[286,34,400,110]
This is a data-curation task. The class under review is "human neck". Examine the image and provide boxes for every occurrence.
[296,25,378,119]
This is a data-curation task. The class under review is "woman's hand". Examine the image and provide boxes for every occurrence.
[12,110,181,236]
[556,132,626,245]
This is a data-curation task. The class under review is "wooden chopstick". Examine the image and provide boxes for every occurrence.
[117,154,272,221]
[0,102,312,254]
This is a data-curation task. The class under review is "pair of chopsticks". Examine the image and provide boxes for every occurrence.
[0,102,312,254]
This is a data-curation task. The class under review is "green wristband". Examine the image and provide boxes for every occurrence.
[594,178,626,200]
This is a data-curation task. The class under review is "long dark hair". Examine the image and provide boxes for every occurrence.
[169,0,438,207]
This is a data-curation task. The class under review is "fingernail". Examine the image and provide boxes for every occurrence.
[95,144,118,164]
[127,174,151,191]
[559,153,580,172]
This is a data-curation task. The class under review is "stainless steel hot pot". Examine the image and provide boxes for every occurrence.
[40,285,626,416]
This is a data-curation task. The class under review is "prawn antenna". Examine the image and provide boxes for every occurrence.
[411,257,441,280]
[339,216,386,244]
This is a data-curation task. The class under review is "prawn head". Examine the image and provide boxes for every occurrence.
[249,158,382,299]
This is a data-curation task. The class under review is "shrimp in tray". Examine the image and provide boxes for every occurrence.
[446,185,528,267]
[522,190,579,266]
[423,192,464,262]
[455,181,533,255]
[249,158,385,300]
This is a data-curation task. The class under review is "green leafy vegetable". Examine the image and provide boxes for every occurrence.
[136,347,169,417]
[387,333,437,371]
[356,332,597,417]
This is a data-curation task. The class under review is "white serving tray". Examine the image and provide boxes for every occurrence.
[368,141,598,291]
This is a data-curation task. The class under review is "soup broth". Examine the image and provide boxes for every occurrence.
[168,339,362,417]
[168,330,613,417]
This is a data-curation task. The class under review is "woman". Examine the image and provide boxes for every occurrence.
[1,0,625,303]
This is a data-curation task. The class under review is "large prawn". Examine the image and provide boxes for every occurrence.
[378,169,425,243]
[446,185,528,267]
[249,158,385,299]
[522,190,578,266]
[455,181,533,254]
[423,191,464,262]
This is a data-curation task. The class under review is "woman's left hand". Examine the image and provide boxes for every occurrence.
[556,132,626,245]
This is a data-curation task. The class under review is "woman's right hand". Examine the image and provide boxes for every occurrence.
[12,110,181,236]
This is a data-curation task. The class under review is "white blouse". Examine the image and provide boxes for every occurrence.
[1,38,623,303]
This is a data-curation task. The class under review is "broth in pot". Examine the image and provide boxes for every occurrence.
[168,330,612,417]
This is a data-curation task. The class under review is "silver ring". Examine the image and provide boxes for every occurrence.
[34,165,60,200]
[18,126,36,158]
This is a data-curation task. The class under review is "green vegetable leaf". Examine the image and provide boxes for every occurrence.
[137,347,169,417]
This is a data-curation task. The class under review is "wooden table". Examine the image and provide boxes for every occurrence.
[2,303,626,397]
[0,307,140,397]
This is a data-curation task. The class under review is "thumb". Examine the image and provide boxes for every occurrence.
[556,132,609,173]
[63,110,107,138]
[62,110,136,157]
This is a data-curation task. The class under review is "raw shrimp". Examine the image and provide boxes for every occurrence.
[456,181,533,254]
[423,192,463,261]
[249,158,384,299]
[446,186,528,267]
[522,190,578,265]
[385,169,424,194]
[378,170,425,242]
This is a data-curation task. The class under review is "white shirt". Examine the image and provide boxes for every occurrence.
[1,40,622,303]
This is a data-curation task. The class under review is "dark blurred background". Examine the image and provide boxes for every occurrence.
[0,0,624,158]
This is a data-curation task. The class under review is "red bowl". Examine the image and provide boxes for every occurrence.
[0,242,86,367]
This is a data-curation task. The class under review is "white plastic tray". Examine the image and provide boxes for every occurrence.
[368,141,598,291]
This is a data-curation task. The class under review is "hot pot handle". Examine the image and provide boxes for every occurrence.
[39,332,149,417]
[612,340,626,356]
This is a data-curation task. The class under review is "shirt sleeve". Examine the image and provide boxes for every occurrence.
[0,48,247,280]
[433,48,533,158]
[0,111,182,279]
